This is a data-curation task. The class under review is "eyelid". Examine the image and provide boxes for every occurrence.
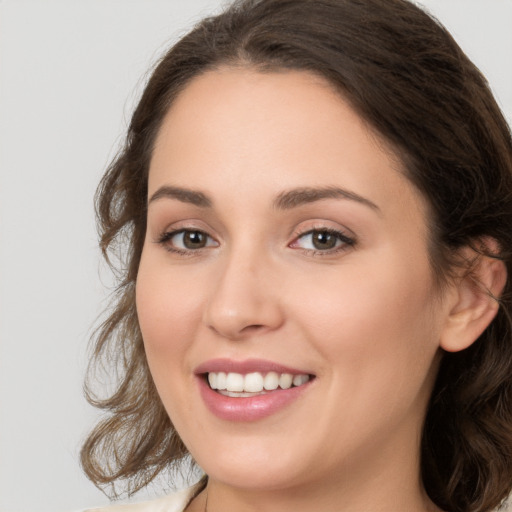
[289,225,356,255]
[152,221,356,256]
[155,227,219,255]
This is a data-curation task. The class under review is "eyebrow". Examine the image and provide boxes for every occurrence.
[149,185,212,208]
[273,186,380,213]
[148,184,380,213]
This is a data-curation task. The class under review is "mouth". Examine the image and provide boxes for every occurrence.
[205,371,313,397]
[195,358,315,421]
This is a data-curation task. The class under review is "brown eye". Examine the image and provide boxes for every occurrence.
[158,229,218,252]
[311,231,338,250]
[182,230,208,249]
[291,228,355,253]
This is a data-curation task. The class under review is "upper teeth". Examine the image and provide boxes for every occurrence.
[208,371,310,393]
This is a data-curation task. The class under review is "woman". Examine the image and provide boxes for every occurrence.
[81,0,512,511]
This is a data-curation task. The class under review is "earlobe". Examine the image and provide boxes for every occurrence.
[440,244,507,353]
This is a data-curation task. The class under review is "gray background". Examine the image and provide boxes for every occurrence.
[0,1,511,511]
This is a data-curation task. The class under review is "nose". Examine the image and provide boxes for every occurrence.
[202,250,284,341]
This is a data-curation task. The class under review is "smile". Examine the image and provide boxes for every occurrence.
[208,371,310,396]
[195,359,315,421]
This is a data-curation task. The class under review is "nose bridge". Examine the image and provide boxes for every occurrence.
[203,239,283,339]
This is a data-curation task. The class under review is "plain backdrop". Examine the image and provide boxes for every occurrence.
[0,1,511,511]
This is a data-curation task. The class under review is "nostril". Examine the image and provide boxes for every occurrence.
[243,324,264,331]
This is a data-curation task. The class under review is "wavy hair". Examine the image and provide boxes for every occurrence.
[81,1,512,510]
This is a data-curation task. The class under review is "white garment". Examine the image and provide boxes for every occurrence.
[77,485,512,512]
[83,485,199,512]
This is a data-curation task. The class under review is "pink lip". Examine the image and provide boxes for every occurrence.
[194,358,310,376]
[194,358,314,422]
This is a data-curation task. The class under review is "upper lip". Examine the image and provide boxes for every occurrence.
[194,358,313,376]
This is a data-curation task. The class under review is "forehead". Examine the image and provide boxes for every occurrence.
[149,67,427,221]
[154,67,368,156]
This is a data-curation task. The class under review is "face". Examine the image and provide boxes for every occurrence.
[136,68,449,493]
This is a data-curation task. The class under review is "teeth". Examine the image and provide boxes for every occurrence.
[263,371,279,390]
[207,371,310,393]
[225,372,244,392]
[293,374,309,386]
[217,372,227,390]
[279,373,293,389]
[244,372,264,392]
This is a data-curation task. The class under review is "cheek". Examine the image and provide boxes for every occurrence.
[135,253,206,383]
[293,254,441,444]
[135,255,206,426]
[294,249,439,379]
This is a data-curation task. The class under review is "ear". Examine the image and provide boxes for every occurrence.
[440,240,507,353]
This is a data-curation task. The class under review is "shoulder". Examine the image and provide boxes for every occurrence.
[82,486,197,512]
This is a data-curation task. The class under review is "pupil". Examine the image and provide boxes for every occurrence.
[184,231,206,249]
[313,231,336,250]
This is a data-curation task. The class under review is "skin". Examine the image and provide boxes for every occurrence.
[136,68,457,512]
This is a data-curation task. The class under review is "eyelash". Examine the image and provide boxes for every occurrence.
[155,227,356,256]
[156,229,217,256]
[290,228,356,256]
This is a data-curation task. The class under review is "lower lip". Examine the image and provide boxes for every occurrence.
[197,376,312,422]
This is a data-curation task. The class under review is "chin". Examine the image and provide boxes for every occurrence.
[188,435,314,491]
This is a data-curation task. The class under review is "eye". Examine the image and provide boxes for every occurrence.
[291,228,355,253]
[157,229,218,252]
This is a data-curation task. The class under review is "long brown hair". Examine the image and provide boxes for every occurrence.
[81,1,512,510]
